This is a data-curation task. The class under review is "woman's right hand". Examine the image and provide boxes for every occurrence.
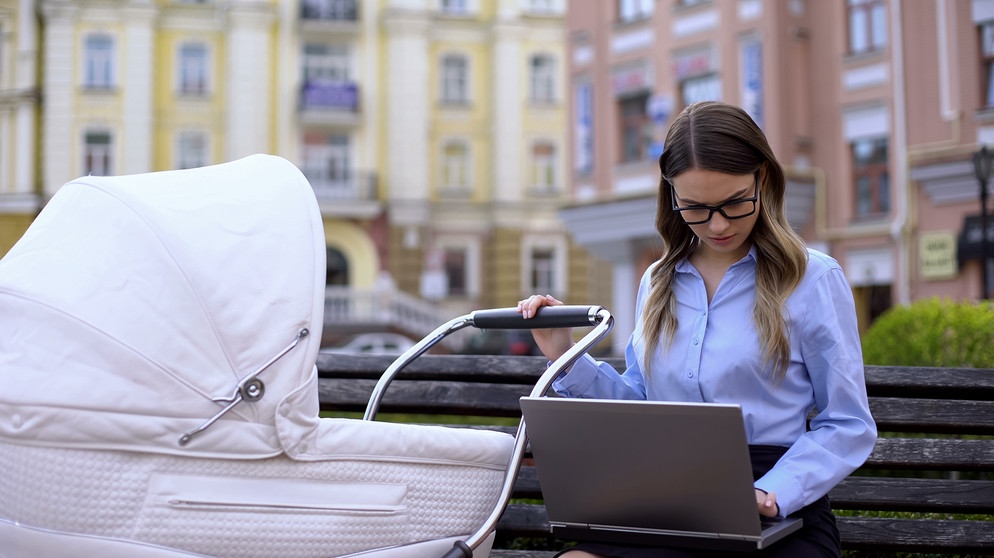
[516,294,574,361]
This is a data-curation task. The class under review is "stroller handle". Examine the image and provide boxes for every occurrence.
[469,305,604,330]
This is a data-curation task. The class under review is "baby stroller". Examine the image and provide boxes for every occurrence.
[0,154,614,558]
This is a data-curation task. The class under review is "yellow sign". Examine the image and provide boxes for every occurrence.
[919,232,957,280]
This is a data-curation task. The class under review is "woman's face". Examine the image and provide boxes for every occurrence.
[669,168,761,261]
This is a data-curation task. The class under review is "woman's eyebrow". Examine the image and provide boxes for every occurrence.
[677,185,752,206]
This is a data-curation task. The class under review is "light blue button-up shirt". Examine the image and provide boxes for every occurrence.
[552,247,877,517]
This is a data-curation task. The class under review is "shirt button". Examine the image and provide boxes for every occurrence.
[687,371,694,378]
[693,337,699,345]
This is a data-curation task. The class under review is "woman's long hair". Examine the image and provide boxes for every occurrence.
[643,101,807,383]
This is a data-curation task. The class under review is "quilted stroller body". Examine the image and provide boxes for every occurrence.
[0,155,513,558]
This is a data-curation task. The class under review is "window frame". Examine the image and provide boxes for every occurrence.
[619,93,650,163]
[83,33,115,90]
[83,130,113,176]
[302,133,352,194]
[847,0,887,56]
[440,53,469,105]
[177,41,210,96]
[618,0,653,23]
[530,140,558,194]
[851,136,890,219]
[530,54,556,103]
[982,22,994,108]
[520,234,567,297]
[176,130,209,170]
[441,139,471,195]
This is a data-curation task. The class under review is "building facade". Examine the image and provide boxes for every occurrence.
[0,0,40,256]
[564,0,994,354]
[3,0,598,349]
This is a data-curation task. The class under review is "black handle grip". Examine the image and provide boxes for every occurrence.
[470,305,602,330]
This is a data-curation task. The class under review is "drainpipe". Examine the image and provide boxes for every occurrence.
[890,0,911,305]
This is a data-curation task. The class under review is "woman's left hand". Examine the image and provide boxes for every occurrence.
[755,489,780,518]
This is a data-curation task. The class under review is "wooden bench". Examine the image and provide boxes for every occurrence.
[316,351,994,556]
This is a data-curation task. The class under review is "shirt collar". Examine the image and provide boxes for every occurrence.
[675,243,759,274]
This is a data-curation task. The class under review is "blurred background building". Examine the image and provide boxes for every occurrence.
[564,0,994,354]
[0,0,992,355]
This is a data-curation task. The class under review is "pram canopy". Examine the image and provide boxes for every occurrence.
[0,154,328,458]
[0,154,507,468]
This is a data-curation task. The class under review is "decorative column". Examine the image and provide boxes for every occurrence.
[226,0,276,160]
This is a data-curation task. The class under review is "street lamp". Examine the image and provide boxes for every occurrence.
[972,145,993,299]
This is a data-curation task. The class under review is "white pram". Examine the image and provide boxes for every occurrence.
[0,155,613,558]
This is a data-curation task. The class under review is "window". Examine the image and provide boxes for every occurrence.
[442,141,470,193]
[619,93,649,162]
[848,0,886,55]
[618,0,652,23]
[178,42,209,95]
[530,248,555,293]
[982,23,994,107]
[302,0,357,20]
[441,0,469,15]
[852,137,889,218]
[303,133,351,196]
[681,73,721,107]
[177,131,208,169]
[530,54,556,103]
[531,141,557,193]
[441,54,468,104]
[525,0,559,14]
[574,81,594,175]
[521,236,566,296]
[84,34,114,89]
[84,131,112,176]
[303,43,350,82]
[443,247,468,296]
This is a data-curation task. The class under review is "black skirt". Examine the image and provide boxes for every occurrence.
[553,445,841,558]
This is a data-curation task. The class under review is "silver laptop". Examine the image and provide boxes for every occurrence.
[519,396,802,552]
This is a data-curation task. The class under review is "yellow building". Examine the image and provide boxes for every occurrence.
[0,0,40,256]
[15,0,601,349]
[375,0,601,325]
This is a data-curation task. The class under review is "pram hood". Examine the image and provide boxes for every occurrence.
[0,154,331,459]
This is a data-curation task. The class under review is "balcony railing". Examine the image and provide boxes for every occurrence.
[306,172,377,203]
[324,285,463,349]
[301,0,357,21]
[301,80,358,111]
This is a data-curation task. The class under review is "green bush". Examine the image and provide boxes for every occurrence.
[861,297,994,367]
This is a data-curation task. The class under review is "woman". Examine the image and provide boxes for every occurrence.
[517,101,876,558]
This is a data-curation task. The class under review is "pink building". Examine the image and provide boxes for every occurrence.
[561,0,994,352]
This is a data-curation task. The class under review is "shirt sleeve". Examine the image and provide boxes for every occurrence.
[553,265,654,400]
[754,266,877,517]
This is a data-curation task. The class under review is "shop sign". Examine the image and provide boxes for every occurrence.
[919,231,957,280]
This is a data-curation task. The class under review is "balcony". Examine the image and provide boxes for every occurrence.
[300,0,359,36]
[307,172,380,218]
[299,81,360,126]
[324,285,463,350]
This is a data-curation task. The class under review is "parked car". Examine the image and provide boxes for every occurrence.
[320,332,418,356]
[460,329,540,356]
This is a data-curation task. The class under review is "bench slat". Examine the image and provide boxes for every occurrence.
[831,477,994,513]
[863,366,994,399]
[869,397,994,434]
[865,437,994,471]
[837,516,994,552]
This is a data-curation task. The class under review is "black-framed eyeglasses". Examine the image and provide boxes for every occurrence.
[669,174,760,225]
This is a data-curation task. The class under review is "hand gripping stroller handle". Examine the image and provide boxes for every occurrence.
[469,305,604,330]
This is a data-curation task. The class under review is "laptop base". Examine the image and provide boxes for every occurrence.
[551,516,802,553]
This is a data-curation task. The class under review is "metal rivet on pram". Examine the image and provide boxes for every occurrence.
[179,328,309,446]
